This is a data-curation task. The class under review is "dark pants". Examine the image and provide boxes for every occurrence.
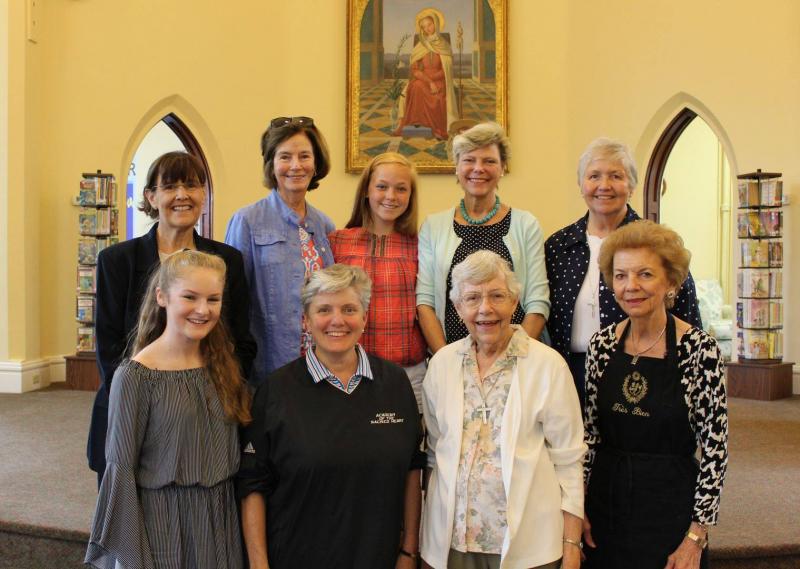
[567,352,586,411]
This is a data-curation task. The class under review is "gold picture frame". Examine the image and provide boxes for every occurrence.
[346,0,508,173]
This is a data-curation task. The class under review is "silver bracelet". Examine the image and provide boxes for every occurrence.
[563,538,583,550]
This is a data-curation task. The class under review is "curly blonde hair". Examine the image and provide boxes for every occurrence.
[598,220,690,308]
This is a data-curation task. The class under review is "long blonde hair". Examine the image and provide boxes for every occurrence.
[131,250,251,424]
[345,152,419,236]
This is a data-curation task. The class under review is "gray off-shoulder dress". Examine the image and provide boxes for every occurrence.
[85,360,243,569]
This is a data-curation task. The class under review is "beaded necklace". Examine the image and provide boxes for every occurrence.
[460,195,500,225]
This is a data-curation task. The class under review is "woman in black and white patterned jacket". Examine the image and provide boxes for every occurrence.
[582,220,727,569]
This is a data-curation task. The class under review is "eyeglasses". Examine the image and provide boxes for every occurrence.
[459,291,513,309]
[152,182,204,193]
[270,116,315,128]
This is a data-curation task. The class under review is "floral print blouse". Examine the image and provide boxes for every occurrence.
[451,326,530,553]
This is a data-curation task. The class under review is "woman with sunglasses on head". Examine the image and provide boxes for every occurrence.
[86,250,251,569]
[329,152,427,409]
[88,151,256,486]
[226,116,335,381]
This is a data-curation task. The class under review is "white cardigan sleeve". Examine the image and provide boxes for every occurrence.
[540,359,586,519]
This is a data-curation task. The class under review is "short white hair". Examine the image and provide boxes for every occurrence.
[301,264,372,313]
[449,250,521,303]
[577,137,638,190]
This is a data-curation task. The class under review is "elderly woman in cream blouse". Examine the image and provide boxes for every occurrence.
[421,250,586,569]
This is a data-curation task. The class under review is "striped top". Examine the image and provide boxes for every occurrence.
[85,360,243,569]
[305,343,374,394]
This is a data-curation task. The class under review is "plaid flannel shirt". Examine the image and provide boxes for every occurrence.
[329,227,427,366]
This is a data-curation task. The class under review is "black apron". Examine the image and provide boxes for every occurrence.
[584,314,708,569]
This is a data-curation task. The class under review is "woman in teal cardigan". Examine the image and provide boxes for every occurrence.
[416,122,550,353]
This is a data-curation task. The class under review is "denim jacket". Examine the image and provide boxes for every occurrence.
[225,190,335,382]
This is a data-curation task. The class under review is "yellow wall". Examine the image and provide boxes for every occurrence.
[0,0,10,361]
[661,118,723,283]
[2,0,43,362]
[4,0,800,369]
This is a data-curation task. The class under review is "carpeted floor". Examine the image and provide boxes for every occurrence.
[0,387,97,534]
[0,386,798,566]
[711,395,800,561]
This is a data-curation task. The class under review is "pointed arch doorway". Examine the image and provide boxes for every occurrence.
[643,108,733,299]
[126,113,213,239]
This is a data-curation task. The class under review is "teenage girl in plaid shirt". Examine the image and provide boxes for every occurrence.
[329,153,428,410]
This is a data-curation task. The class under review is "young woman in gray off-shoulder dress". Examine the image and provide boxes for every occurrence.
[85,250,251,569]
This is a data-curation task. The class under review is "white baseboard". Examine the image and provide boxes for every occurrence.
[0,356,66,393]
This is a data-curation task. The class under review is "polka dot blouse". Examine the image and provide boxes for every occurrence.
[544,206,703,361]
[445,210,526,343]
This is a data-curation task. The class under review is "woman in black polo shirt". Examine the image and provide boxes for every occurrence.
[238,264,424,569]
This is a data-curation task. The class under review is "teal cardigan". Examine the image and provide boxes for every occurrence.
[416,207,551,328]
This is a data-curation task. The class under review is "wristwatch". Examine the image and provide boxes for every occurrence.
[685,530,708,549]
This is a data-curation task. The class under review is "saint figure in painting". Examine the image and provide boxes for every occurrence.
[394,8,458,140]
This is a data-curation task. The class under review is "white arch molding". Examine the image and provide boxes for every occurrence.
[636,91,739,192]
[636,92,738,303]
[119,95,226,238]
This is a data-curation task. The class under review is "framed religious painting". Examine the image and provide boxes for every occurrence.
[346,0,508,173]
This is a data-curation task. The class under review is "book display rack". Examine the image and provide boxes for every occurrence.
[66,171,118,391]
[728,170,792,400]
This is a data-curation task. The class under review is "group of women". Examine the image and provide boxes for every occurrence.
[85,117,728,569]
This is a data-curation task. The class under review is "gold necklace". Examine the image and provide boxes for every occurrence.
[631,324,666,365]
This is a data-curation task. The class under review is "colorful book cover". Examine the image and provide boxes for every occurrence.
[78,185,97,206]
[769,300,783,327]
[737,299,769,329]
[77,327,95,353]
[739,330,770,359]
[736,212,750,238]
[737,180,761,207]
[761,210,782,237]
[748,212,766,237]
[760,179,783,206]
[768,331,783,360]
[768,241,783,267]
[737,269,770,298]
[79,209,98,236]
[78,238,98,265]
[769,269,782,298]
[740,241,769,268]
[76,296,95,323]
[77,267,96,294]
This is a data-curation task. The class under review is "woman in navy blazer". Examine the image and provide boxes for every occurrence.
[87,152,256,483]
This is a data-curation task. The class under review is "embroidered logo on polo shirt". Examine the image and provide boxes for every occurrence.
[371,412,404,425]
[243,442,256,454]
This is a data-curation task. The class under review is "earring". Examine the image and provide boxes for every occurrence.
[667,291,676,299]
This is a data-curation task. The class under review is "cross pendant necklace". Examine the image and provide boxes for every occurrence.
[476,403,491,424]
[588,295,597,318]
[589,274,601,318]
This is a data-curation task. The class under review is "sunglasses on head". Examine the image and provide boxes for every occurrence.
[270,116,314,128]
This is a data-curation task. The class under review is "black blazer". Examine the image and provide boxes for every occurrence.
[87,223,257,473]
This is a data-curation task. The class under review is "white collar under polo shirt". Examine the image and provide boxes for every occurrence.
[305,344,374,395]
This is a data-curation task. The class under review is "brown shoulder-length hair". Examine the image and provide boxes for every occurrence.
[131,250,251,424]
[260,120,331,191]
[139,151,207,219]
[345,152,419,237]
[598,220,691,309]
